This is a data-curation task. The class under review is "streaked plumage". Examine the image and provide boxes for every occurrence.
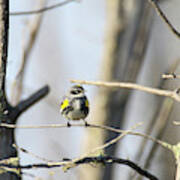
[60,85,89,125]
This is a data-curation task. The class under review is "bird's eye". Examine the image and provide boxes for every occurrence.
[70,90,81,94]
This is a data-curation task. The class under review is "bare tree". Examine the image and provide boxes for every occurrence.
[0,0,180,179]
[0,1,49,179]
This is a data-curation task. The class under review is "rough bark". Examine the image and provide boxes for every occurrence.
[0,1,49,179]
[0,0,20,179]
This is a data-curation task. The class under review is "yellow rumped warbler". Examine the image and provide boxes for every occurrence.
[60,85,89,126]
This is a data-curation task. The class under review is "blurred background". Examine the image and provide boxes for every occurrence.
[8,0,180,179]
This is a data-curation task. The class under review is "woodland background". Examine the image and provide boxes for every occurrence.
[0,0,180,179]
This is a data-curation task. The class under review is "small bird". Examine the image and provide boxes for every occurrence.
[60,85,89,126]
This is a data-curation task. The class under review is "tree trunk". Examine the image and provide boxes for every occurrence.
[0,1,49,179]
[0,0,20,179]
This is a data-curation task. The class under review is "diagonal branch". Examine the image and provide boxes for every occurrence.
[11,0,46,106]
[76,156,159,180]
[10,0,77,16]
[11,85,49,121]
[0,122,167,149]
[0,156,158,180]
[148,0,180,39]
[71,80,180,102]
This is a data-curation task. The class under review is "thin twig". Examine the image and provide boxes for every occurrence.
[176,158,180,180]
[0,156,158,180]
[86,123,142,156]
[148,0,180,39]
[0,124,144,177]
[10,0,77,16]
[71,80,180,102]
[136,59,180,180]
[162,73,180,80]
[0,122,166,149]
[144,99,174,169]
[11,0,46,106]
[58,122,141,177]
[173,121,180,126]
[13,144,54,163]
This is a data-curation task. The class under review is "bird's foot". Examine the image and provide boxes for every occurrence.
[67,122,71,127]
[84,121,89,127]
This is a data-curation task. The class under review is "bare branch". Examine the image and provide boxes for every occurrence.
[0,156,158,180]
[11,85,49,120]
[10,0,77,16]
[85,123,142,157]
[11,1,46,106]
[176,159,180,180]
[162,73,180,80]
[173,121,180,126]
[135,59,180,180]
[0,122,166,148]
[13,144,54,163]
[71,80,180,102]
[148,0,180,39]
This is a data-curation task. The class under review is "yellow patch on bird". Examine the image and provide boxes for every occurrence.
[85,99,89,107]
[61,99,69,109]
